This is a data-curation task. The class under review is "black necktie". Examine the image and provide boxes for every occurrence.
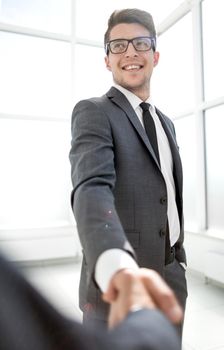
[140,102,160,166]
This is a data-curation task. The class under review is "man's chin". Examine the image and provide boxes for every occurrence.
[118,80,142,89]
[122,82,148,93]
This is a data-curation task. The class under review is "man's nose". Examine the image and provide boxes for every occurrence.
[125,42,138,57]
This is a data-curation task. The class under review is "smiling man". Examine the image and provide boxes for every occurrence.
[104,23,159,100]
[69,8,187,339]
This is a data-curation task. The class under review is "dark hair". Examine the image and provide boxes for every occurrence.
[104,8,157,53]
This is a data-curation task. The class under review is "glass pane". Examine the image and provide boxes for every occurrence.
[73,44,112,103]
[203,0,224,100]
[0,31,71,118]
[76,0,184,42]
[152,13,194,116]
[174,116,198,231]
[0,118,71,231]
[206,105,224,233]
[0,0,71,34]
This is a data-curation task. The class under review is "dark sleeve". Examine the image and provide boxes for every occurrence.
[0,254,89,350]
[69,100,135,277]
[109,309,181,350]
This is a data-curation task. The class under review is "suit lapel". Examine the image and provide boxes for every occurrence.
[106,87,160,168]
[106,86,183,217]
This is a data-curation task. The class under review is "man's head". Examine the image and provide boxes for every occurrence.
[104,9,159,101]
[104,8,157,53]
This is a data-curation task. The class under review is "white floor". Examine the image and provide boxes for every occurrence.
[19,259,224,350]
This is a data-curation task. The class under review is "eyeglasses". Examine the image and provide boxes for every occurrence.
[105,36,156,54]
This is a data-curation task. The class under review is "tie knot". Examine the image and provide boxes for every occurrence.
[140,102,150,112]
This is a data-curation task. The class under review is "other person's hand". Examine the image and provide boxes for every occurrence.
[102,268,183,329]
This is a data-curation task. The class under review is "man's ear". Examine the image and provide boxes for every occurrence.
[105,56,112,71]
[153,51,160,67]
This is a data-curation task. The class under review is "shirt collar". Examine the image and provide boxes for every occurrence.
[114,84,155,112]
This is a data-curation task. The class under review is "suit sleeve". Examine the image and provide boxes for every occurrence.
[69,99,135,278]
[109,309,181,350]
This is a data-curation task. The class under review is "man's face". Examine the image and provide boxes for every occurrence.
[105,23,159,100]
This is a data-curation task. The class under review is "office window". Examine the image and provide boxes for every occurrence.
[0,1,73,246]
[153,13,194,116]
[0,0,71,34]
[205,105,224,233]
[203,0,224,101]
[0,118,71,232]
[75,0,184,42]
[0,31,71,118]
[73,44,112,103]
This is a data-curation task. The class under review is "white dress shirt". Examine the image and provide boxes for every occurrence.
[95,84,180,293]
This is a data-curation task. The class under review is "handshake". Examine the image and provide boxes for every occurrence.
[103,267,183,329]
[0,254,183,350]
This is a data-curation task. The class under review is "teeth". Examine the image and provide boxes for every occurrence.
[124,65,141,70]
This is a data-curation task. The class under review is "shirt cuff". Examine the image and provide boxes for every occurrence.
[95,249,139,293]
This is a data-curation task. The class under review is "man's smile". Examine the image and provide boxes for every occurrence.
[121,64,143,71]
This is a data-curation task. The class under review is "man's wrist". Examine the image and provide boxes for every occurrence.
[95,249,138,293]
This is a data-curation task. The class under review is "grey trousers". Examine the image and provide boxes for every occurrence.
[164,258,188,337]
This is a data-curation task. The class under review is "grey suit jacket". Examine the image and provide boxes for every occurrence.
[70,87,186,318]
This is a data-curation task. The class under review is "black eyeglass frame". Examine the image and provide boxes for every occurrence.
[105,36,156,55]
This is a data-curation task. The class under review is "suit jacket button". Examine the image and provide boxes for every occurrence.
[160,196,167,204]
[159,229,166,237]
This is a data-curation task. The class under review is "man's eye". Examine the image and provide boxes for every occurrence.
[135,40,148,49]
[113,42,125,50]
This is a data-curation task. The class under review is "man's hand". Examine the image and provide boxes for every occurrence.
[102,268,183,329]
